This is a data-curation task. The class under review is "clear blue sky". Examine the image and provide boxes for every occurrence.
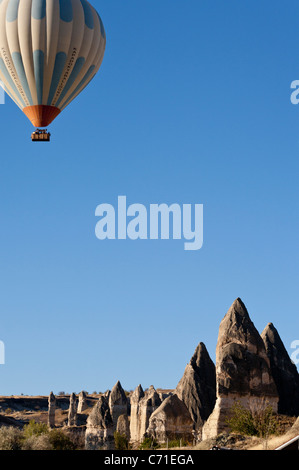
[0,0,298,396]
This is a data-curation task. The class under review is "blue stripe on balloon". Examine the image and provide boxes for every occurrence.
[6,0,20,22]
[80,0,94,29]
[55,57,85,107]
[61,65,95,109]
[33,50,44,104]
[96,12,106,39]
[0,58,25,106]
[59,0,73,22]
[31,0,46,20]
[11,52,33,106]
[47,51,67,105]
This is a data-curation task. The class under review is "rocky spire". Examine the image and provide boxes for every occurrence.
[261,322,299,416]
[85,395,114,450]
[78,391,88,413]
[131,384,144,403]
[108,381,128,430]
[48,392,56,428]
[215,298,278,397]
[129,384,145,443]
[138,386,162,442]
[175,342,216,430]
[202,298,278,440]
[67,393,78,427]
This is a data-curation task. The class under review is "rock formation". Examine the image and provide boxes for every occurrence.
[80,297,298,448]
[116,414,130,439]
[78,391,88,413]
[68,393,78,427]
[202,298,279,440]
[146,394,194,444]
[129,384,145,444]
[176,342,216,432]
[108,381,128,431]
[290,416,299,434]
[261,322,299,416]
[48,392,56,428]
[137,386,162,443]
[85,395,114,450]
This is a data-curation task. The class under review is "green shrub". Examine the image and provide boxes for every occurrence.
[252,404,278,438]
[226,401,256,435]
[226,401,278,438]
[166,438,188,448]
[0,420,80,451]
[23,420,78,450]
[48,429,76,450]
[23,420,49,439]
[114,431,129,450]
[139,436,159,450]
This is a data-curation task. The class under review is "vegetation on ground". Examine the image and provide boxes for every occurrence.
[226,401,279,438]
[114,431,130,450]
[0,420,80,450]
[139,436,159,450]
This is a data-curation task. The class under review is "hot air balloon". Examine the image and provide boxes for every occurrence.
[0,0,106,141]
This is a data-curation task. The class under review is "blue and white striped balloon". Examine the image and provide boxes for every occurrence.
[0,0,106,127]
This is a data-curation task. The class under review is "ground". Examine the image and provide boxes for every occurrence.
[0,395,297,450]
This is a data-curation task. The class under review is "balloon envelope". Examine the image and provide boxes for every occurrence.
[0,0,106,127]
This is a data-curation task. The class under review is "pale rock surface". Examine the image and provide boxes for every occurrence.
[108,381,128,430]
[138,386,162,443]
[85,395,114,450]
[146,394,194,443]
[116,413,130,439]
[78,391,88,413]
[67,393,78,427]
[129,384,145,444]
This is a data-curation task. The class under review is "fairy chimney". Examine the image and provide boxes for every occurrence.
[202,298,278,439]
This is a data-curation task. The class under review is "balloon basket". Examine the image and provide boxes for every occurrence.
[31,129,51,142]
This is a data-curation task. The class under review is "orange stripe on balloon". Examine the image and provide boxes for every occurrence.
[23,105,61,127]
